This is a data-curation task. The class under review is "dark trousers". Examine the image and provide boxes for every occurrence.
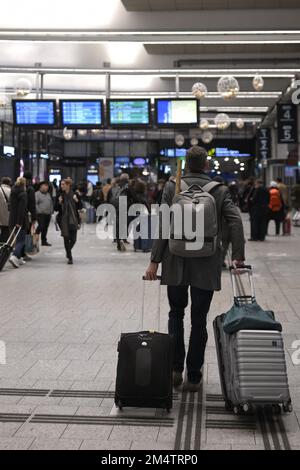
[167,285,214,384]
[63,230,77,260]
[13,228,26,259]
[0,226,9,243]
[36,214,51,244]
[267,211,282,236]
[251,210,268,241]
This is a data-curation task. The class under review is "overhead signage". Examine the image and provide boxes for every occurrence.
[257,128,272,160]
[277,103,298,144]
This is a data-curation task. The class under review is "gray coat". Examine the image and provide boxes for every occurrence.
[151,172,245,291]
[0,184,11,227]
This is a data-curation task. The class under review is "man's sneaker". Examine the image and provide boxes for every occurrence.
[173,372,183,388]
[9,255,20,269]
[182,381,202,393]
[19,258,26,265]
[23,255,32,262]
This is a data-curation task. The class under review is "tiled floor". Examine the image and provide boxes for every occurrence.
[0,215,300,450]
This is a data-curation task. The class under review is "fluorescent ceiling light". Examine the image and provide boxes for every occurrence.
[105,43,143,66]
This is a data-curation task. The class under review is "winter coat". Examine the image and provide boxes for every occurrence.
[9,185,28,230]
[56,191,82,238]
[0,184,11,227]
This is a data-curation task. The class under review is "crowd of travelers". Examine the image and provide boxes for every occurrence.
[1,165,300,270]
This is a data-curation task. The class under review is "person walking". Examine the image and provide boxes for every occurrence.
[0,177,12,243]
[35,182,53,246]
[55,178,82,264]
[248,179,269,241]
[267,181,284,236]
[144,146,245,392]
[110,173,138,251]
[22,172,37,261]
[8,177,28,268]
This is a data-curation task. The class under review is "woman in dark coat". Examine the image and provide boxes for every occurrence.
[55,178,82,264]
[8,177,28,268]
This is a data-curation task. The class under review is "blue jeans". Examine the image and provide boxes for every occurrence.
[13,228,26,259]
[168,285,214,384]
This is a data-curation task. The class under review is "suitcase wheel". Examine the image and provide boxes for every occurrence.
[117,400,123,411]
[233,405,240,415]
[283,402,293,413]
[225,401,233,412]
[242,403,250,413]
[271,404,282,415]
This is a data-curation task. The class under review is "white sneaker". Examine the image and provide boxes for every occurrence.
[19,258,26,265]
[9,255,20,268]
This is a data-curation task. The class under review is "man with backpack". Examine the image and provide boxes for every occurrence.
[144,146,245,392]
[266,181,285,236]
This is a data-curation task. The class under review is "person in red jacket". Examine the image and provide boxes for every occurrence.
[266,181,285,236]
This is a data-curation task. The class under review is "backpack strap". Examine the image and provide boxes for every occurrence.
[202,181,222,193]
[0,185,9,204]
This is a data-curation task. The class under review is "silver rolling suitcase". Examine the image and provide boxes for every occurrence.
[213,265,292,415]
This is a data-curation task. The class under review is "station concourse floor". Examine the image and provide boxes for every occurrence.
[0,215,300,451]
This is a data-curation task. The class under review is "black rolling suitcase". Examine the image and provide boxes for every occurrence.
[115,276,173,412]
[0,227,21,272]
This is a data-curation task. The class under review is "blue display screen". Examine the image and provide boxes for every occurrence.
[161,148,187,158]
[156,99,198,125]
[215,147,251,158]
[109,100,150,125]
[61,100,103,126]
[14,100,56,126]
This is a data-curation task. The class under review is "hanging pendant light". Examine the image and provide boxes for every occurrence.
[214,113,231,130]
[175,134,185,147]
[199,118,209,130]
[201,131,213,144]
[252,74,264,91]
[14,77,32,97]
[190,137,199,146]
[217,75,239,100]
[192,82,207,99]
[63,127,73,140]
[236,118,245,129]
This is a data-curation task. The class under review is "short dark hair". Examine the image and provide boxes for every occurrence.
[1,176,12,186]
[23,171,33,181]
[185,146,208,173]
[39,181,49,188]
[276,177,282,183]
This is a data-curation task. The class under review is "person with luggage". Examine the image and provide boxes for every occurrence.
[55,178,82,265]
[0,177,12,243]
[144,146,245,392]
[21,172,37,261]
[248,179,269,242]
[35,182,53,247]
[8,177,28,269]
[266,181,285,236]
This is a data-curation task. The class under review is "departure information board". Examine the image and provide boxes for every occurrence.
[60,100,103,127]
[13,100,56,127]
[108,100,150,126]
[155,99,199,126]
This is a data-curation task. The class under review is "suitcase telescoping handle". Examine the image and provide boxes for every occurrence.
[229,265,256,304]
[142,276,162,332]
[5,226,22,248]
